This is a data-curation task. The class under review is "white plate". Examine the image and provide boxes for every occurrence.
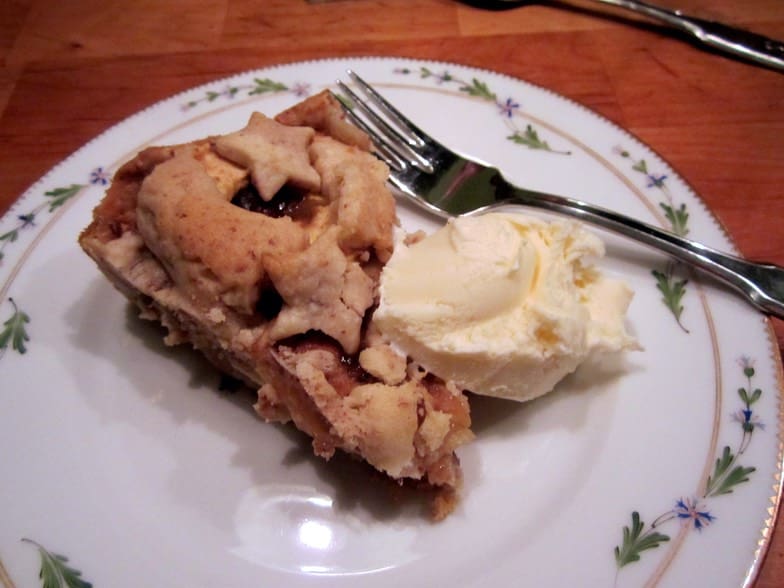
[1,57,781,588]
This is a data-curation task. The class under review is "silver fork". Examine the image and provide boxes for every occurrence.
[334,70,784,320]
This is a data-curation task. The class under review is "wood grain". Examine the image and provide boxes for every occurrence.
[1,1,783,585]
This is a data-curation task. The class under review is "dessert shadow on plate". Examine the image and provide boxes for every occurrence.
[64,282,443,521]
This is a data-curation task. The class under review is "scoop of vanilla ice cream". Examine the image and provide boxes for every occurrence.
[372,212,637,402]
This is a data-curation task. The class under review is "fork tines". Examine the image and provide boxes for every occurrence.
[334,70,435,173]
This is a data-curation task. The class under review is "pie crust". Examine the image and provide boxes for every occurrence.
[79,91,473,519]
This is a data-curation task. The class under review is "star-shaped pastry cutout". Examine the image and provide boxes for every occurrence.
[215,112,321,200]
[266,227,374,355]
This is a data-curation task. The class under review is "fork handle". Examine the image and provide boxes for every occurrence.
[497,184,784,319]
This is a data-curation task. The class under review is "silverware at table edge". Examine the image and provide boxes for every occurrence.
[490,0,784,72]
[334,70,784,320]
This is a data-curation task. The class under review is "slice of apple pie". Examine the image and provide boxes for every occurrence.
[79,91,473,518]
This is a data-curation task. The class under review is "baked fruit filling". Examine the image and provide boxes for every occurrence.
[79,91,473,518]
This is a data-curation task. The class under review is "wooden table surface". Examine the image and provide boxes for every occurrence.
[1,0,782,585]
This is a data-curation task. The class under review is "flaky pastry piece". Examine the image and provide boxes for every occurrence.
[79,91,473,518]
